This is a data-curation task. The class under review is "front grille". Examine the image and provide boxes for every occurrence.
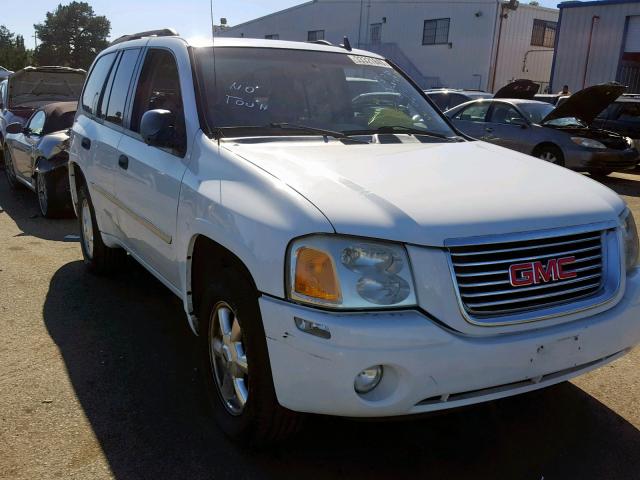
[449,230,606,317]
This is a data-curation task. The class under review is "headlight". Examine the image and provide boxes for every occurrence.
[287,235,417,309]
[571,137,606,149]
[625,137,635,149]
[620,209,639,271]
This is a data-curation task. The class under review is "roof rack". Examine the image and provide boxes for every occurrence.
[110,28,178,46]
[307,40,333,46]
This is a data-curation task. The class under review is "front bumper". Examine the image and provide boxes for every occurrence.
[261,268,640,417]
[566,147,639,171]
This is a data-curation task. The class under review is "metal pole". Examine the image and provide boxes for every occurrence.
[582,16,599,89]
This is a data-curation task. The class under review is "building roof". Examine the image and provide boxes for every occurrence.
[559,0,640,9]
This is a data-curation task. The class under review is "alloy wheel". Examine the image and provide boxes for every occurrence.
[539,151,558,163]
[209,302,249,415]
[81,198,94,259]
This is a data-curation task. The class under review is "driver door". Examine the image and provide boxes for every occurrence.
[13,110,45,180]
[114,48,189,288]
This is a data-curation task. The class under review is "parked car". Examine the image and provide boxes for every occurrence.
[0,66,85,166]
[0,66,13,81]
[446,83,638,176]
[70,32,640,445]
[4,102,76,217]
[425,88,493,111]
[593,94,640,149]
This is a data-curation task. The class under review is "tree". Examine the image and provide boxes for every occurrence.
[34,2,110,69]
[0,25,31,70]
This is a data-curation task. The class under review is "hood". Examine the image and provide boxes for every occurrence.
[542,82,626,125]
[8,66,86,107]
[225,138,624,246]
[494,79,540,99]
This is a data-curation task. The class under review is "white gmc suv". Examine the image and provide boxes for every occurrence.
[69,31,640,444]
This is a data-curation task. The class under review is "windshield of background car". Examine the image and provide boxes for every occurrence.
[194,47,456,138]
[517,102,555,123]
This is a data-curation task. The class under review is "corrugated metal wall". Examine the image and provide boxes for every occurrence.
[220,0,558,92]
[552,1,640,93]
[493,4,558,92]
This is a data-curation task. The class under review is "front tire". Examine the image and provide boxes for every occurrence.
[36,171,69,218]
[199,269,302,445]
[77,183,126,274]
[3,147,20,190]
[534,145,564,166]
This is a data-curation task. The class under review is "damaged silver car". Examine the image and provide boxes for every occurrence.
[4,101,77,217]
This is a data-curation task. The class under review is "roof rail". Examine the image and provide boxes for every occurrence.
[307,40,333,46]
[110,28,178,46]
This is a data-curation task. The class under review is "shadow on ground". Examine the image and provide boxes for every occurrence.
[592,172,640,198]
[0,171,77,241]
[44,261,640,480]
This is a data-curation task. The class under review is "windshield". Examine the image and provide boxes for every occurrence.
[194,47,456,139]
[518,102,555,124]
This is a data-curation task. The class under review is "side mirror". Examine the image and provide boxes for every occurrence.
[6,122,24,135]
[511,117,528,128]
[140,109,179,149]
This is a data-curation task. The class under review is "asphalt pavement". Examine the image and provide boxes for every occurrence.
[1,170,639,480]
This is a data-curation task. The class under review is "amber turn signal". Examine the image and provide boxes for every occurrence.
[294,247,341,303]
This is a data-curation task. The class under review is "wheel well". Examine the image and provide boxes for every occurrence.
[532,142,561,157]
[189,235,258,324]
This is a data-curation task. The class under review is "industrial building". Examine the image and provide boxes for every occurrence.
[551,0,640,93]
[219,0,559,92]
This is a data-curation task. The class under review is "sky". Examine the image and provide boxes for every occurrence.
[5,0,561,48]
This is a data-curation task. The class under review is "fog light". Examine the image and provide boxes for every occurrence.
[354,366,383,394]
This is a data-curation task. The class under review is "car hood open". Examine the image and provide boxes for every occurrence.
[225,138,624,246]
[542,82,627,125]
[493,79,540,99]
[8,66,86,107]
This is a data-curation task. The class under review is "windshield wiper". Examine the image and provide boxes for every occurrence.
[217,123,369,143]
[345,125,457,140]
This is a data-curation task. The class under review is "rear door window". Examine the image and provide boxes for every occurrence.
[105,48,142,126]
[454,103,490,122]
[81,52,117,116]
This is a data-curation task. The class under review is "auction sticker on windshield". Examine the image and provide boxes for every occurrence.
[348,55,391,68]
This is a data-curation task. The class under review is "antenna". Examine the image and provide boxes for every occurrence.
[210,0,220,140]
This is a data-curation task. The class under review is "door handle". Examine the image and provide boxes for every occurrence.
[81,137,91,150]
[485,127,493,133]
[118,155,129,170]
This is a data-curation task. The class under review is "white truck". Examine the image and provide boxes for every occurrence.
[69,31,640,444]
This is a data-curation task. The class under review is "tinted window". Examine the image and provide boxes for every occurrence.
[489,104,525,125]
[454,103,489,122]
[615,102,640,124]
[82,52,117,115]
[427,93,448,110]
[28,111,46,135]
[106,48,141,125]
[131,49,186,151]
[448,94,469,109]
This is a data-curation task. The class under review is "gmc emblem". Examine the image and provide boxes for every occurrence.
[508,256,577,287]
